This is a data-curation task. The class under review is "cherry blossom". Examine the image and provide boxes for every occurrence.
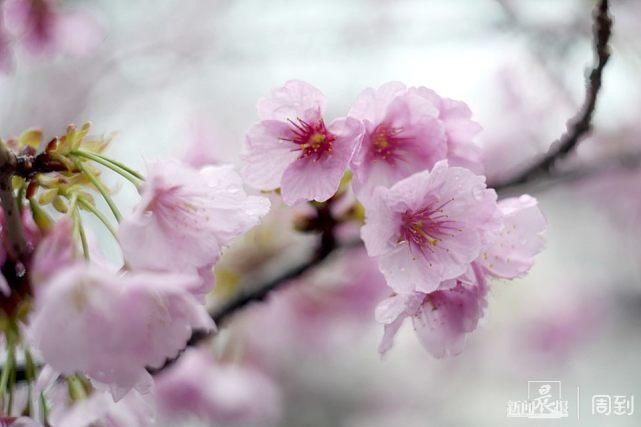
[361,160,501,294]
[2,0,102,56]
[29,264,214,397]
[376,264,488,358]
[242,80,363,205]
[408,87,484,173]
[118,160,270,295]
[0,19,12,73]
[30,217,74,287]
[155,349,281,426]
[478,195,547,279]
[348,82,447,202]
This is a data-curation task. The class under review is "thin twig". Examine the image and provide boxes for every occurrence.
[498,150,641,195]
[492,0,612,191]
[213,231,337,326]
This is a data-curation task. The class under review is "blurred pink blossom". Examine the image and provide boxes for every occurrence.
[181,120,220,168]
[2,0,103,57]
[28,264,214,398]
[0,18,13,73]
[376,263,488,358]
[0,417,42,426]
[155,348,282,426]
[30,217,74,287]
[118,161,270,296]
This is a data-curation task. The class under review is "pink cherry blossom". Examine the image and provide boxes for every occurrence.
[361,160,501,294]
[29,264,214,397]
[3,0,57,55]
[30,217,75,287]
[242,80,364,205]
[376,263,488,358]
[2,0,102,56]
[50,387,155,427]
[478,194,546,279]
[118,161,270,295]
[181,120,220,168]
[409,86,484,174]
[0,417,42,427]
[348,82,447,202]
[155,349,281,426]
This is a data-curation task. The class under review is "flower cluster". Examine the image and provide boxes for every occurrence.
[242,80,546,357]
[0,80,546,426]
[0,123,270,424]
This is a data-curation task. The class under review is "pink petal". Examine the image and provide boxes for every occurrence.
[242,121,300,191]
[257,80,326,121]
[349,81,408,124]
[280,117,361,205]
[480,194,546,279]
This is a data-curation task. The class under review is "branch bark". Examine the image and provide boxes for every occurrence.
[491,0,612,192]
[0,142,29,262]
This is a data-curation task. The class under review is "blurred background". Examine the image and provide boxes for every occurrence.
[2,0,641,425]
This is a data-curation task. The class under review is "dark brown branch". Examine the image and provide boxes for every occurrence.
[213,234,337,326]
[0,142,29,262]
[492,0,612,192]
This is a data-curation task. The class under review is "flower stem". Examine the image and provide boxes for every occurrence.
[72,158,122,222]
[0,342,15,412]
[92,152,144,181]
[70,198,90,260]
[77,197,118,239]
[76,213,90,261]
[71,150,143,187]
[40,392,49,424]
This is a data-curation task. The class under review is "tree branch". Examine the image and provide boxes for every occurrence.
[0,142,29,262]
[492,0,612,192]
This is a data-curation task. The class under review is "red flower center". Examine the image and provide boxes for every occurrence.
[369,124,410,163]
[399,199,460,253]
[285,118,336,161]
